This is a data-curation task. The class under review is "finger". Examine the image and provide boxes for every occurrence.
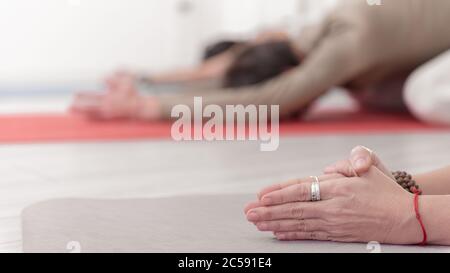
[324,159,357,177]
[246,201,330,222]
[70,95,104,116]
[274,231,331,241]
[350,146,373,175]
[351,146,392,178]
[257,174,342,200]
[73,92,105,102]
[71,95,102,109]
[70,103,103,117]
[71,99,101,111]
[260,180,337,206]
[323,164,337,174]
[244,201,262,215]
[257,180,301,201]
[255,219,328,233]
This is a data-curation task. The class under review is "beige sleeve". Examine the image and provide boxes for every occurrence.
[296,22,329,55]
[157,70,312,120]
[157,18,367,120]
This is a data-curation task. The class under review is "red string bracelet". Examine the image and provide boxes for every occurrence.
[412,187,427,246]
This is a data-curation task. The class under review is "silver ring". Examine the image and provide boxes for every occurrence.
[310,176,321,202]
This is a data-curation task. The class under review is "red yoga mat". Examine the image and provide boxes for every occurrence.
[0,111,447,144]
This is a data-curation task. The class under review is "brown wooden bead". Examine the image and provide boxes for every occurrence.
[392,171,421,195]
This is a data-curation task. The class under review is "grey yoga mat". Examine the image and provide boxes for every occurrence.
[21,194,450,253]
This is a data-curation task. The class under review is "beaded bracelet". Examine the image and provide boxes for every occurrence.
[392,171,427,245]
[392,171,422,195]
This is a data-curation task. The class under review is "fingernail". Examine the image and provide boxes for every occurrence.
[354,158,367,169]
[262,197,272,206]
[352,145,365,154]
[247,211,259,222]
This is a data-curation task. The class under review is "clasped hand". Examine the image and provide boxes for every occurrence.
[245,146,422,245]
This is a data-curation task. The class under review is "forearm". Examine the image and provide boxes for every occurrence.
[415,166,450,195]
[150,52,234,84]
[150,67,216,84]
[421,195,450,245]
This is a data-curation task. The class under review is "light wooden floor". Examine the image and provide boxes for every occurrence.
[2,133,450,252]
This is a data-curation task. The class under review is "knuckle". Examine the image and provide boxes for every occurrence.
[325,219,341,231]
[346,164,356,177]
[290,204,304,219]
[297,221,309,233]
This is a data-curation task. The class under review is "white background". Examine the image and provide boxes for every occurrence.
[0,0,335,86]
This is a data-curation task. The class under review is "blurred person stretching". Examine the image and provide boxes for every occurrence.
[72,0,450,125]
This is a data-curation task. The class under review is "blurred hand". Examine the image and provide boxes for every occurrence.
[104,70,137,91]
[245,167,421,245]
[323,146,395,180]
[71,81,140,120]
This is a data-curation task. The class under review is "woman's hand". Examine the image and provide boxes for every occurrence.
[71,81,140,120]
[72,69,161,120]
[245,167,422,245]
[324,146,395,180]
[104,70,138,91]
[245,173,346,214]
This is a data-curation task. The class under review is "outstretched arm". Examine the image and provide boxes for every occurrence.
[156,22,370,119]
[71,18,373,121]
[148,51,236,84]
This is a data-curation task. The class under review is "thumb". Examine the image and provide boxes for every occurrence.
[350,146,376,175]
[350,146,394,179]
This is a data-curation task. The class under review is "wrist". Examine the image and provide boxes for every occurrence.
[420,195,450,245]
[391,192,424,245]
[137,74,154,85]
[396,194,448,245]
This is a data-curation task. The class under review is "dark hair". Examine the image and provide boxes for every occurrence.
[203,40,243,60]
[223,41,300,88]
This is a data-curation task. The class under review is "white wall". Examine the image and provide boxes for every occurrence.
[0,0,335,86]
[0,0,183,85]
